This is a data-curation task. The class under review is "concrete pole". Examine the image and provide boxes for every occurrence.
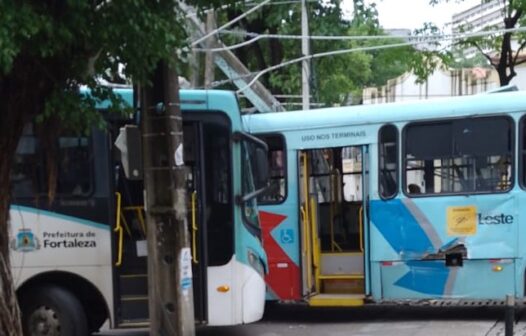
[190,30,201,88]
[301,0,311,110]
[141,59,195,335]
[204,11,216,89]
[505,294,515,336]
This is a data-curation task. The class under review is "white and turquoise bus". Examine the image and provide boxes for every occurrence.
[244,88,526,307]
[10,89,268,335]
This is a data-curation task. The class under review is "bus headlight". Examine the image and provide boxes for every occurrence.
[247,249,266,277]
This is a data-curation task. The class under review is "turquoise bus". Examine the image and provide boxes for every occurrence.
[244,88,525,307]
[10,89,268,335]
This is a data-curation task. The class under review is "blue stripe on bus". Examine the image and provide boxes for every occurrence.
[10,205,110,231]
[370,199,434,255]
[394,260,450,296]
[370,199,450,295]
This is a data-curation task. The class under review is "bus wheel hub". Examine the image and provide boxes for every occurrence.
[29,306,60,336]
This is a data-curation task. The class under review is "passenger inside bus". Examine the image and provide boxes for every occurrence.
[408,184,421,194]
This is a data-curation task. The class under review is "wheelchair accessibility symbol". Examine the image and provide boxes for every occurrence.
[280,229,294,244]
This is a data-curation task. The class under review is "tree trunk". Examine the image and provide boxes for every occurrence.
[497,31,513,86]
[0,108,26,336]
[0,58,46,335]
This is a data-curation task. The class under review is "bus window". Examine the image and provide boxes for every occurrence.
[404,116,513,195]
[12,125,40,197]
[11,125,94,198]
[257,135,286,204]
[378,124,398,199]
[57,136,93,196]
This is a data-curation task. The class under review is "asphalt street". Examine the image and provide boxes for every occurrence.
[95,304,526,336]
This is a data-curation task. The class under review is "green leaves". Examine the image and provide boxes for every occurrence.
[0,0,213,133]
[419,0,526,86]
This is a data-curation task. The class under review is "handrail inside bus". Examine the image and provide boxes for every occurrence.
[114,192,124,267]
[300,205,311,290]
[122,206,146,237]
[309,195,321,293]
[301,153,313,293]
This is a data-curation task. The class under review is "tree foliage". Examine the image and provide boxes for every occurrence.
[215,0,413,107]
[0,1,225,334]
[419,0,526,86]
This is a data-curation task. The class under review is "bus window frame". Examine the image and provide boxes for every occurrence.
[402,114,515,198]
[378,124,399,200]
[256,133,287,205]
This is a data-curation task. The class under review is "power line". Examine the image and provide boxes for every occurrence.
[234,26,526,94]
[195,26,526,53]
[191,0,271,47]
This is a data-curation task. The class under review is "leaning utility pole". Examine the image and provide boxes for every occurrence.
[301,0,311,110]
[141,57,195,335]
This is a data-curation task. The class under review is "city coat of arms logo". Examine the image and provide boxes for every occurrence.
[10,228,40,252]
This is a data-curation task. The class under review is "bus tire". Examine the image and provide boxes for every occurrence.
[20,285,89,336]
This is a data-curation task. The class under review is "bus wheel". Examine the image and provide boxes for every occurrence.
[21,285,89,336]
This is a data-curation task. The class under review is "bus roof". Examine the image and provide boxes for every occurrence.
[87,87,243,127]
[243,90,526,134]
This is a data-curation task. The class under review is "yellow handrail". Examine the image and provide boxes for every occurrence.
[359,206,364,252]
[300,206,311,291]
[114,192,124,267]
[301,152,315,293]
[329,173,335,252]
[309,196,321,293]
[122,206,146,237]
[191,191,198,264]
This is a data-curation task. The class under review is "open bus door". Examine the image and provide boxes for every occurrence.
[112,121,210,325]
[299,146,369,307]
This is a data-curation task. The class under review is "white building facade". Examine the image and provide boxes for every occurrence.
[362,66,526,104]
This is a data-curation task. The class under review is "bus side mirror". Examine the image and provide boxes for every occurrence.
[115,125,143,180]
[254,147,269,191]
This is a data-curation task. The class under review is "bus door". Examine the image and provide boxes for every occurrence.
[112,121,211,326]
[183,122,208,323]
[113,127,149,326]
[299,146,368,307]
[188,114,235,325]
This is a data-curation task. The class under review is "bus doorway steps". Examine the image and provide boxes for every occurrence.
[318,274,364,295]
[307,293,365,307]
[118,273,149,323]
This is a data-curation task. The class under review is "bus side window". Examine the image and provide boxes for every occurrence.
[12,125,40,198]
[257,134,286,204]
[404,116,513,195]
[57,136,93,196]
[378,124,398,199]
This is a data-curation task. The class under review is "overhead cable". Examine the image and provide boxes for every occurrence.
[195,26,526,52]
[234,26,526,94]
[191,0,271,47]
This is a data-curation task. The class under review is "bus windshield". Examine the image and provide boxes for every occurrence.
[240,138,269,237]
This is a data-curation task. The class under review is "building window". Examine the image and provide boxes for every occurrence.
[404,116,513,195]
